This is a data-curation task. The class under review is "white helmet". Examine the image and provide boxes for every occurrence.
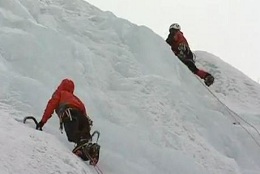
[169,23,181,31]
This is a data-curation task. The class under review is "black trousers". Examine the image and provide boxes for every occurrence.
[63,109,91,144]
[181,59,199,74]
[177,50,199,74]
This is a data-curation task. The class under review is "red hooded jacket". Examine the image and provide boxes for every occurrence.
[41,79,87,123]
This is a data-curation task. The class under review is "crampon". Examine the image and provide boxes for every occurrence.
[72,131,101,165]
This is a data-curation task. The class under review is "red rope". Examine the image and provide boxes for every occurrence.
[84,149,104,174]
[93,164,104,174]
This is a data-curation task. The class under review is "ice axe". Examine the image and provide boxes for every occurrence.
[23,116,42,131]
[91,130,100,143]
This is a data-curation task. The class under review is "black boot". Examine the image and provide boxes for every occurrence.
[88,143,101,165]
[72,139,90,161]
[204,74,214,86]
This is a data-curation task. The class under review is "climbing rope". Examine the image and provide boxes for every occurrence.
[87,131,103,174]
[85,152,104,174]
[196,76,260,148]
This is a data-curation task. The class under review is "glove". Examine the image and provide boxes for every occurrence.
[88,119,93,127]
[88,119,93,126]
[85,114,93,127]
[36,121,44,131]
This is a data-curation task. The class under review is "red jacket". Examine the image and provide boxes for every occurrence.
[166,30,190,56]
[41,79,87,123]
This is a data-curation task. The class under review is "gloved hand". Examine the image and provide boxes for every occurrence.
[85,114,93,127]
[88,119,93,127]
[36,121,44,131]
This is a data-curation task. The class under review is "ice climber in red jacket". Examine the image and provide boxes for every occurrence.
[37,78,95,162]
[166,23,214,86]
